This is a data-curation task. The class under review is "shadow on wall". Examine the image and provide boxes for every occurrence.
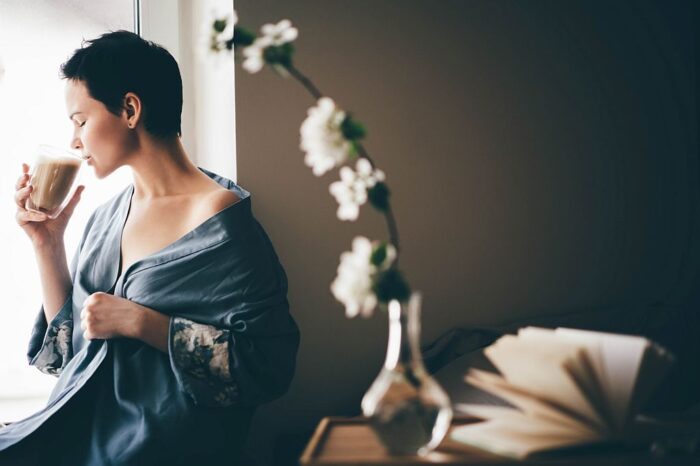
[232,0,699,464]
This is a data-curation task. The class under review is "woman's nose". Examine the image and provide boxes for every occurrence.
[71,137,82,151]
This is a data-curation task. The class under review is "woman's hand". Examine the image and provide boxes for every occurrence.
[14,163,85,248]
[80,292,170,353]
[80,292,145,340]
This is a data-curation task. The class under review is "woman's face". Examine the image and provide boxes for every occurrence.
[64,79,136,179]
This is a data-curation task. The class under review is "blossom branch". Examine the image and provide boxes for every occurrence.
[209,14,411,313]
[285,63,323,100]
[283,63,401,256]
[354,141,401,256]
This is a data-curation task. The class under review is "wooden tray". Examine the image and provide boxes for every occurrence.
[299,416,698,465]
[299,416,508,465]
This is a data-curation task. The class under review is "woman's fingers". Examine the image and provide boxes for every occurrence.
[15,172,29,190]
[16,209,47,224]
[14,164,47,225]
[14,185,32,209]
[16,164,30,189]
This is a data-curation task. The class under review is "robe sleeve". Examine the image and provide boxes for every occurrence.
[168,310,300,408]
[26,213,95,377]
[26,293,74,377]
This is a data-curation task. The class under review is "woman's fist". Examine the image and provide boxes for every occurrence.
[80,292,143,340]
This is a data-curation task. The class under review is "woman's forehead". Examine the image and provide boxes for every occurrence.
[65,80,92,114]
[65,79,88,100]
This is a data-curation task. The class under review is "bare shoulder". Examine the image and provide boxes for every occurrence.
[204,187,241,213]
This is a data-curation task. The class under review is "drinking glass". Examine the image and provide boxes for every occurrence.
[24,144,85,219]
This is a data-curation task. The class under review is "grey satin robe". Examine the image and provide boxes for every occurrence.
[0,168,300,465]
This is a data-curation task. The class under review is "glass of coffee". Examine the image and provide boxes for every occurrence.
[24,144,84,219]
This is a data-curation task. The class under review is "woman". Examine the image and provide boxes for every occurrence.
[0,30,300,465]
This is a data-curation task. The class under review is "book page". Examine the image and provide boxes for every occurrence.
[518,327,612,427]
[484,336,607,432]
[456,402,596,436]
[554,327,650,430]
[464,369,602,436]
[450,418,602,459]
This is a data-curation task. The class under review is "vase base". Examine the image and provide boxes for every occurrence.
[368,400,440,455]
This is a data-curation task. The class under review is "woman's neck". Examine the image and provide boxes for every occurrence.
[128,137,213,200]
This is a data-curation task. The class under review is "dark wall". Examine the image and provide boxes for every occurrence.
[233,1,697,463]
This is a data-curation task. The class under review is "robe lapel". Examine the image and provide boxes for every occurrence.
[72,184,133,355]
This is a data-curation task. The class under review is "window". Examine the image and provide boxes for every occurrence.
[0,0,136,421]
[0,0,236,422]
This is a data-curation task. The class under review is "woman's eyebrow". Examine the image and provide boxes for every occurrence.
[69,111,84,120]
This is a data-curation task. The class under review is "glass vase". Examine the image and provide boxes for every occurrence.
[361,292,453,455]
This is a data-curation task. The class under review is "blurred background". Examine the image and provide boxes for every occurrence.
[234,1,698,463]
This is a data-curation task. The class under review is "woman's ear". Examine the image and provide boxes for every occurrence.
[123,92,142,128]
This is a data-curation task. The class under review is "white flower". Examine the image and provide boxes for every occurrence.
[242,19,297,74]
[212,10,238,51]
[197,9,238,66]
[173,322,223,352]
[242,36,272,73]
[331,236,397,318]
[260,19,298,46]
[329,158,386,221]
[331,237,375,318]
[301,97,351,176]
[175,326,198,352]
[209,343,232,381]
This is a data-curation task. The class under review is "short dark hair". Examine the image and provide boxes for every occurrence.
[61,30,182,139]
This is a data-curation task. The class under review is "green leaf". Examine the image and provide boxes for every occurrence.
[373,268,411,303]
[213,18,228,33]
[340,115,366,140]
[263,43,294,68]
[370,242,388,267]
[233,27,255,48]
[347,141,360,159]
[368,182,390,212]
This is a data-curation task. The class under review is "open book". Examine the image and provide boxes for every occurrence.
[450,327,674,459]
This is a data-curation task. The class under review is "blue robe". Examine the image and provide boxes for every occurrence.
[0,168,300,465]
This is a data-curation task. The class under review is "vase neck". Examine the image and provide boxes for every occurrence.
[383,295,424,370]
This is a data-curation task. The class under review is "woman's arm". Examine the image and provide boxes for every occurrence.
[14,164,85,322]
[34,240,72,323]
[79,293,168,353]
[82,294,298,407]
[133,305,169,353]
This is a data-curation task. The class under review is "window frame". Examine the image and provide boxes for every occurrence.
[137,0,237,182]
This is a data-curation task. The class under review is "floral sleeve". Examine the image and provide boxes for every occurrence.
[27,296,74,377]
[168,316,240,407]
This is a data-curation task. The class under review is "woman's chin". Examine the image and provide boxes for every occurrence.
[87,158,122,179]
[89,164,105,179]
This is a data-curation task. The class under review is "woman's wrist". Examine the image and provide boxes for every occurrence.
[131,303,170,353]
[33,236,65,256]
[129,302,150,340]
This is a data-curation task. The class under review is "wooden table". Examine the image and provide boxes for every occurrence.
[300,416,699,465]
